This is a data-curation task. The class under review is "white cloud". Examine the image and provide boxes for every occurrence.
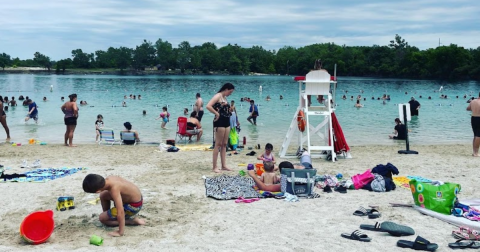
[0,0,478,59]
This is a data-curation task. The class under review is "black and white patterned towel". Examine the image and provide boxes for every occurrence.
[204,174,261,200]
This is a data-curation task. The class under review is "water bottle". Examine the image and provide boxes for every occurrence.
[243,136,246,145]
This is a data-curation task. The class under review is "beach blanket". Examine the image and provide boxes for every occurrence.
[0,167,87,182]
[393,176,411,189]
[178,144,213,151]
[393,176,433,190]
[204,174,260,200]
[253,186,284,197]
[407,175,432,183]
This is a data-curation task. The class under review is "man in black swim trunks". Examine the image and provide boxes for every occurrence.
[408,97,421,116]
[467,93,480,157]
[194,93,204,122]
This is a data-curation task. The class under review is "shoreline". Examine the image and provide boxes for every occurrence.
[0,143,477,251]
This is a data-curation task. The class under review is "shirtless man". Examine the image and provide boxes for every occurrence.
[83,174,146,237]
[187,111,203,141]
[467,92,480,157]
[194,93,204,122]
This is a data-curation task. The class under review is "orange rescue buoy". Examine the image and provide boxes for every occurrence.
[297,110,306,132]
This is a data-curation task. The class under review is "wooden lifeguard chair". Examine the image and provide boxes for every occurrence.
[279,69,338,161]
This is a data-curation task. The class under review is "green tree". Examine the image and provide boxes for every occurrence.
[33,52,52,71]
[132,40,156,70]
[0,53,11,70]
[198,42,221,73]
[114,47,133,70]
[155,39,173,70]
[55,58,73,73]
[71,49,91,68]
[176,41,192,72]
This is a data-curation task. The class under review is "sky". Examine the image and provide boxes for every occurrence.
[1,0,479,60]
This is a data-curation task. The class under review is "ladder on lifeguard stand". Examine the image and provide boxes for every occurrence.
[279,69,337,161]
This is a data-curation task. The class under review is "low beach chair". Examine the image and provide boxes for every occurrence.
[120,131,137,145]
[175,117,194,145]
[98,129,117,146]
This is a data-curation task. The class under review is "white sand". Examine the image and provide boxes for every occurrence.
[0,143,477,251]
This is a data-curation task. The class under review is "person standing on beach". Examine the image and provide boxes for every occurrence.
[25,99,39,124]
[194,93,204,122]
[0,96,11,141]
[467,93,480,157]
[408,97,421,116]
[206,83,235,173]
[61,94,79,147]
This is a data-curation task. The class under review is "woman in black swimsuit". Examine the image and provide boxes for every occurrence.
[0,96,11,141]
[206,83,235,173]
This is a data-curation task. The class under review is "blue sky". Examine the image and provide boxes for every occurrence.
[1,0,479,60]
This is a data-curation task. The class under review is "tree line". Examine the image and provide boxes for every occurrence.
[0,35,479,80]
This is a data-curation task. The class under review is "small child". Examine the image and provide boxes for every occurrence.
[257,143,275,164]
[83,174,145,237]
[260,161,279,185]
[95,114,104,142]
[156,106,170,128]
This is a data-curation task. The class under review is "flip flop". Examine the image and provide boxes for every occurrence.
[246,151,256,156]
[341,230,371,242]
[360,222,383,231]
[235,197,260,203]
[449,239,480,249]
[353,206,371,216]
[381,221,415,236]
[368,208,381,219]
[452,227,480,240]
[397,236,438,251]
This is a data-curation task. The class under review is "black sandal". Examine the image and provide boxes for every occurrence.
[341,230,372,242]
[397,236,438,251]
[449,239,480,249]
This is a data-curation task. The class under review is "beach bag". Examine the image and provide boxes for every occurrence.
[229,127,238,150]
[280,168,316,197]
[351,170,374,190]
[409,179,461,215]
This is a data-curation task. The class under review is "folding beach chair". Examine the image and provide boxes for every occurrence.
[175,117,194,145]
[98,129,118,146]
[120,131,137,145]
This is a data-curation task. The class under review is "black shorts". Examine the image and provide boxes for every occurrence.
[213,116,230,128]
[410,109,418,116]
[197,110,204,122]
[123,140,136,145]
[64,117,77,126]
[472,117,480,137]
[393,136,405,140]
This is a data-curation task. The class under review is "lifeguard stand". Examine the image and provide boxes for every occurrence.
[279,69,337,161]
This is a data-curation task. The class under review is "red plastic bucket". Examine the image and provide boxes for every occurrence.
[20,210,54,244]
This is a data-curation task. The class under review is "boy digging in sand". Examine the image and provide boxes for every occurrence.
[83,174,145,236]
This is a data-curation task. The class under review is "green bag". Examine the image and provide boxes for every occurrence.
[409,179,461,215]
[229,127,238,149]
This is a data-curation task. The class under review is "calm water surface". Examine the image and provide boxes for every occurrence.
[0,74,478,149]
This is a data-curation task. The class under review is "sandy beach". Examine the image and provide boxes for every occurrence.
[0,143,477,252]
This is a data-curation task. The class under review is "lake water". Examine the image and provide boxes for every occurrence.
[0,74,479,148]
